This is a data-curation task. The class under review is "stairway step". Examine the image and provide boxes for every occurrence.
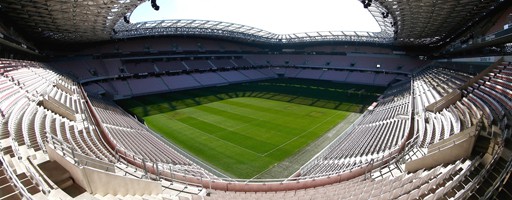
[37,161,71,183]
[20,177,33,187]
[1,192,22,200]
[0,184,17,195]
[55,177,74,189]
[26,184,41,195]
[15,173,28,180]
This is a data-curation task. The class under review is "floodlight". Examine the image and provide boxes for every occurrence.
[151,0,159,11]
[123,15,130,24]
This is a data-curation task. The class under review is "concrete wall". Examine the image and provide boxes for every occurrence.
[83,167,161,196]
[40,97,76,121]
[75,153,115,173]
[47,145,161,196]
[426,90,461,113]
[47,145,91,192]
[405,127,477,172]
[56,82,74,95]
[460,57,503,91]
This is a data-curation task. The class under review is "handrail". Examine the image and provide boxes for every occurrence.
[299,112,366,173]
[482,155,512,199]
[47,133,116,173]
[0,156,35,200]
[447,156,482,199]
[461,144,503,199]
[25,157,53,194]
[426,126,477,155]
[46,133,78,164]
[78,87,117,158]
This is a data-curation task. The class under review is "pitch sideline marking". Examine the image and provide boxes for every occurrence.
[170,118,265,156]
[261,111,342,156]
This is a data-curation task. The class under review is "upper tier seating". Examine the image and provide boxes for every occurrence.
[0,58,510,199]
[413,67,472,148]
[300,83,411,177]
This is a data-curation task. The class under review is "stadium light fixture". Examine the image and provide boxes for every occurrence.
[151,0,160,11]
[123,15,130,24]
[362,0,372,8]
[382,12,389,18]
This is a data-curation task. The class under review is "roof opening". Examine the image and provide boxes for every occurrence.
[129,0,381,34]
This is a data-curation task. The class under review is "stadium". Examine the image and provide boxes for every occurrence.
[0,0,511,199]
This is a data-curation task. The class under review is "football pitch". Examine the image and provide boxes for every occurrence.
[117,78,385,178]
[144,97,349,178]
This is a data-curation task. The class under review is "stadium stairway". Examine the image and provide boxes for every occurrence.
[495,174,512,199]
[470,157,509,199]
[442,160,485,199]
[16,172,41,195]
[38,160,86,197]
[0,162,21,200]
[1,146,15,158]
[472,135,492,157]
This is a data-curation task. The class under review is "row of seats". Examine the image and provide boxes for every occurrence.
[123,58,255,74]
[300,83,411,177]
[0,156,42,200]
[466,64,512,123]
[206,158,481,200]
[246,54,425,72]
[0,58,510,199]
[52,53,424,81]
[84,68,406,99]
[85,69,277,98]
[89,98,211,178]
[412,67,472,148]
[0,59,128,199]
[77,37,393,55]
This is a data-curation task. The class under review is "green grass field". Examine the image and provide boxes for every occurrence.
[116,78,385,178]
[144,97,349,178]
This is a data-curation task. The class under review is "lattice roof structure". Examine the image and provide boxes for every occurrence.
[0,0,506,46]
[111,0,396,44]
[380,0,502,46]
[0,0,140,42]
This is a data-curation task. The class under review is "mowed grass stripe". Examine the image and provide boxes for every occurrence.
[195,104,304,140]
[170,117,265,156]
[162,101,312,150]
[216,98,334,129]
[145,117,273,176]
[144,97,349,178]
[171,108,280,144]
[261,111,347,159]
[170,107,254,131]
[172,116,276,154]
[262,111,342,156]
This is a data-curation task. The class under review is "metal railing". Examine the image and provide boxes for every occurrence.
[459,143,503,199]
[24,157,52,194]
[0,156,35,200]
[46,133,78,164]
[46,133,116,173]
[483,155,512,199]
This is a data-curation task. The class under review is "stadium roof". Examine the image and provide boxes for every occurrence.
[0,0,504,46]
[128,0,382,34]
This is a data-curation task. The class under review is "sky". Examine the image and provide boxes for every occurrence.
[129,0,381,34]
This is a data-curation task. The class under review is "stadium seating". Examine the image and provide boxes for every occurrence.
[89,98,212,178]
[299,83,411,177]
[205,157,482,200]
[0,57,511,199]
